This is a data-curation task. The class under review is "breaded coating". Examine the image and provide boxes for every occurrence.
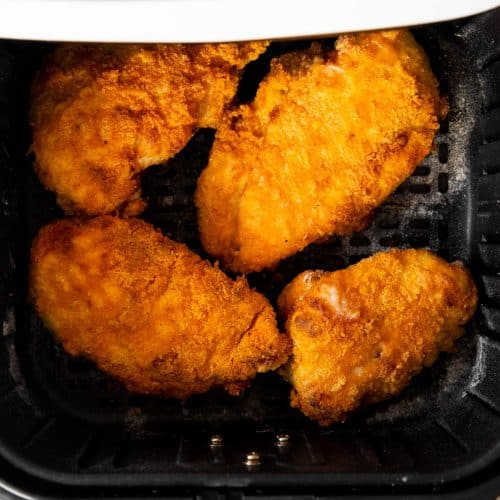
[30,216,290,399]
[278,249,477,425]
[196,30,445,273]
[30,42,268,215]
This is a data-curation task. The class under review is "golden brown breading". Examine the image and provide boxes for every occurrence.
[196,30,446,273]
[278,249,477,425]
[30,42,268,215]
[30,216,290,399]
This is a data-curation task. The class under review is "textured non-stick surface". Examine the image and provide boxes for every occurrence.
[0,12,499,492]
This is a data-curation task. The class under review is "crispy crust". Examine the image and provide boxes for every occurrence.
[30,216,290,398]
[196,30,446,272]
[278,249,477,425]
[30,42,268,215]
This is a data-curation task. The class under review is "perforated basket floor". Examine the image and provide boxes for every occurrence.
[0,10,500,496]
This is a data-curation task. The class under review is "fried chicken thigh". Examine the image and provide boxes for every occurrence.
[196,30,445,273]
[31,42,268,215]
[278,249,477,425]
[30,216,290,398]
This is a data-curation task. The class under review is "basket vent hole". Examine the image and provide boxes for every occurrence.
[412,166,430,177]
[408,235,430,247]
[438,143,449,163]
[162,167,177,179]
[438,221,448,241]
[377,216,400,230]
[325,255,347,270]
[438,173,449,193]
[409,219,430,230]
[409,184,431,194]
[350,234,370,247]
[379,234,402,247]
[325,236,342,247]
[349,254,370,264]
[440,117,449,134]
[156,185,176,196]
[437,248,449,259]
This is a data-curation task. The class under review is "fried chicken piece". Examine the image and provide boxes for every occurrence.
[196,30,446,273]
[278,249,477,425]
[30,216,290,399]
[30,42,268,215]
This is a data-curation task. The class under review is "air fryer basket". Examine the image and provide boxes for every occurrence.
[0,9,499,497]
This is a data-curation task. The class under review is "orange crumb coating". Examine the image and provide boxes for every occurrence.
[196,30,446,272]
[31,42,269,215]
[30,216,290,398]
[278,249,477,425]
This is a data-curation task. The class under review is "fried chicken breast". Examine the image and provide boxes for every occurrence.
[278,249,477,425]
[196,30,445,273]
[30,216,290,399]
[31,42,268,215]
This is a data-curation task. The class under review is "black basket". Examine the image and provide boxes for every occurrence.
[0,9,500,499]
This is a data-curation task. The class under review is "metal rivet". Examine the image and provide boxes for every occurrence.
[210,434,223,447]
[244,451,261,466]
[276,434,290,447]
